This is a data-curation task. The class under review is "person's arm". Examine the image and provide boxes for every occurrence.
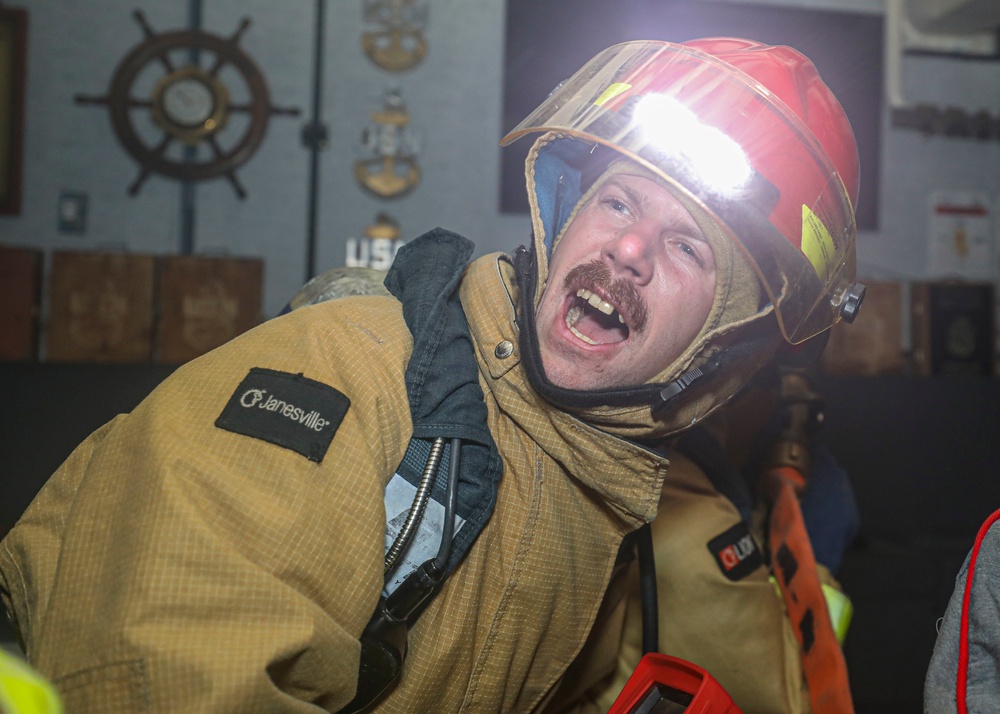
[1,299,412,712]
[558,451,809,714]
[925,509,1000,714]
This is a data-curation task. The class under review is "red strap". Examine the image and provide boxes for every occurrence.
[767,467,855,714]
[957,507,1000,714]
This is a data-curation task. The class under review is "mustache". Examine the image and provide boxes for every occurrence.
[561,260,648,334]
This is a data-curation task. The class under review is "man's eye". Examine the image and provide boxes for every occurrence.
[604,197,629,214]
[674,239,705,267]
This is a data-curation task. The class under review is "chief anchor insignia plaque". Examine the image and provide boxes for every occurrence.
[355,88,420,198]
[362,0,428,72]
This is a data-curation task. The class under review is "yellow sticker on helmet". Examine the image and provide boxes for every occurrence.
[801,205,836,281]
[594,82,632,107]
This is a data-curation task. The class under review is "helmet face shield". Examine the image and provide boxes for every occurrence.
[502,40,858,344]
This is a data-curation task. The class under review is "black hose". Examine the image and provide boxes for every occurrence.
[433,438,461,572]
[637,523,660,655]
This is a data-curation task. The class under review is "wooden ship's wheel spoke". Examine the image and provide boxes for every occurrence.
[73,10,300,198]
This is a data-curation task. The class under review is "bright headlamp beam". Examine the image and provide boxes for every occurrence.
[633,93,752,195]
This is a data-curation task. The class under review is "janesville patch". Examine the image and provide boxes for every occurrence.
[707,522,764,582]
[215,368,350,463]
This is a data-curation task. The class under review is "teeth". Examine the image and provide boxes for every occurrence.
[566,289,628,344]
[570,325,599,345]
[565,304,599,344]
[576,288,616,317]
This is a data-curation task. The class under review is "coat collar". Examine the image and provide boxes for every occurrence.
[460,253,669,526]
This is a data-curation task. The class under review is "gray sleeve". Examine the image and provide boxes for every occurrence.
[925,518,1000,714]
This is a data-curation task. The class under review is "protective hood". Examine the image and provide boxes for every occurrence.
[514,133,784,441]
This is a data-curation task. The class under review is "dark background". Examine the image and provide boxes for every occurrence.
[501,0,883,231]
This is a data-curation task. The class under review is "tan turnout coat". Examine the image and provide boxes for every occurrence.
[1,254,670,712]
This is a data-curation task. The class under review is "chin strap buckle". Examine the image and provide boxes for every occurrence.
[652,354,723,416]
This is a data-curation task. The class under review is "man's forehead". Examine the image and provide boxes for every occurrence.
[596,174,708,239]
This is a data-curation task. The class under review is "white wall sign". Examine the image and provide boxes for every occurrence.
[927,191,996,279]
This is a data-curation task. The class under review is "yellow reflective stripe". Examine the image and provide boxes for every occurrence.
[0,651,63,714]
[801,204,837,281]
[769,576,853,645]
[594,82,632,106]
[822,583,854,645]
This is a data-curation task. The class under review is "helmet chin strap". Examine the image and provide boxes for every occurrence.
[653,355,724,414]
[651,333,775,417]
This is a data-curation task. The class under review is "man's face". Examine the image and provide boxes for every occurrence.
[535,173,718,391]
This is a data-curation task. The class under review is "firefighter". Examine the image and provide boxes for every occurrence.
[0,38,861,712]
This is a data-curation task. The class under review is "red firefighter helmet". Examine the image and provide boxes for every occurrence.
[502,38,863,344]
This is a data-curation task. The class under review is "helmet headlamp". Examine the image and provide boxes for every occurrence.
[633,93,753,196]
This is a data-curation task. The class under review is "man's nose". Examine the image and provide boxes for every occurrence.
[602,222,655,285]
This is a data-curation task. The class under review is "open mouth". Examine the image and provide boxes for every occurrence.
[564,288,629,345]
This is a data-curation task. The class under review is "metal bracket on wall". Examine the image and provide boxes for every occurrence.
[886,0,1000,142]
[891,105,1000,140]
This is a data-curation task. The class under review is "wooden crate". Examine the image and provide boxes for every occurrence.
[47,251,155,363]
[155,255,263,364]
[0,244,42,361]
[821,281,905,376]
[912,281,996,377]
